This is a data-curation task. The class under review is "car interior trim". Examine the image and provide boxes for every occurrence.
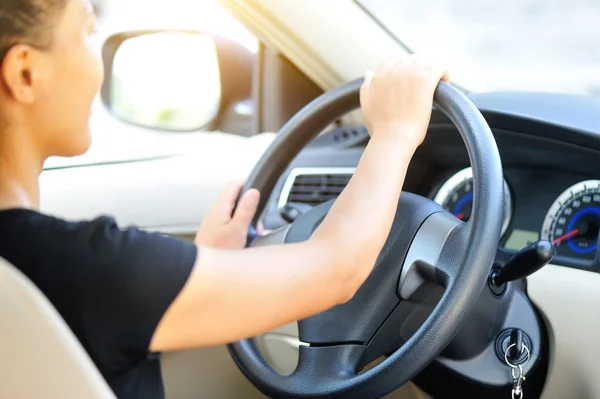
[277,166,357,210]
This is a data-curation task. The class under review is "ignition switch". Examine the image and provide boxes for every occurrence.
[495,328,532,365]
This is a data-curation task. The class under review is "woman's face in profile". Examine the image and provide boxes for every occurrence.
[34,0,104,157]
[0,0,104,158]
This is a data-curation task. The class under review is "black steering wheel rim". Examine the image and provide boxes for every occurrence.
[228,79,504,398]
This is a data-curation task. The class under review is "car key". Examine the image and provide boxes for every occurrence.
[505,343,530,399]
[510,364,525,399]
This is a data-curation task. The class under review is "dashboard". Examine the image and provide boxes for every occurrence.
[262,91,600,273]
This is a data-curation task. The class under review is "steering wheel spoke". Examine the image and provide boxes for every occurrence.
[434,222,473,287]
[291,344,365,384]
[397,212,464,300]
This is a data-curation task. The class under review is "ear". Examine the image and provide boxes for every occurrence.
[1,45,36,104]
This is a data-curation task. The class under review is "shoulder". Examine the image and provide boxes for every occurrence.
[0,209,198,288]
[0,208,123,241]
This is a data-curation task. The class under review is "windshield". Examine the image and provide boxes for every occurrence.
[357,0,600,96]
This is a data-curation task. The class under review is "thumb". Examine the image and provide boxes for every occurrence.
[364,70,374,86]
[361,70,374,92]
[231,189,260,229]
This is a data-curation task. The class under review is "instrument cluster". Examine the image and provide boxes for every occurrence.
[432,167,600,265]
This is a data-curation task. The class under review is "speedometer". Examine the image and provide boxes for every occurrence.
[541,180,600,260]
[433,167,512,236]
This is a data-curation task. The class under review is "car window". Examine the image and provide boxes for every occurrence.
[357,0,600,96]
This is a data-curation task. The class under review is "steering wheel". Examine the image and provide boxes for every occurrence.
[228,79,504,398]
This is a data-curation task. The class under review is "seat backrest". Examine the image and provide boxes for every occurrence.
[0,257,115,398]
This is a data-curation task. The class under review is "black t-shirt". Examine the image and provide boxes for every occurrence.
[0,209,197,398]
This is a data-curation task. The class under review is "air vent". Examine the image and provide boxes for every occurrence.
[278,167,356,208]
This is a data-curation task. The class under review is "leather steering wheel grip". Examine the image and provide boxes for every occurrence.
[230,79,505,398]
[243,79,502,224]
[243,78,365,229]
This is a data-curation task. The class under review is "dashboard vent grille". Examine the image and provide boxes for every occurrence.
[279,168,355,208]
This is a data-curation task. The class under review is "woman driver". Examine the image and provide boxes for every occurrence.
[0,0,449,397]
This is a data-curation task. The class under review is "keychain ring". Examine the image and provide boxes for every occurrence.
[505,343,530,368]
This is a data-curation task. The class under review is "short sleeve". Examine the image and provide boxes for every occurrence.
[75,216,197,369]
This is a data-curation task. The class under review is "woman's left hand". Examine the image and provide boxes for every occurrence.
[195,180,261,250]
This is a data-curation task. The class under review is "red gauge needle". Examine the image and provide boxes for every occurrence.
[552,229,579,245]
[456,212,465,220]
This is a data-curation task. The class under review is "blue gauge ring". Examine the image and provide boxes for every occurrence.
[453,192,474,216]
[566,207,600,254]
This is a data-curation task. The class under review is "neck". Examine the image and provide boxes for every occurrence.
[0,124,45,210]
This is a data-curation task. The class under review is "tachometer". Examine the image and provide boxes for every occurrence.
[541,180,600,260]
[433,167,512,236]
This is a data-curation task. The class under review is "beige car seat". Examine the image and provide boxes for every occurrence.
[0,257,116,398]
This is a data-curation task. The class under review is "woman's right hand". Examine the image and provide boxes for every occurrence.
[360,54,450,148]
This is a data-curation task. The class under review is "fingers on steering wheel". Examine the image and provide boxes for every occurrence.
[232,189,261,229]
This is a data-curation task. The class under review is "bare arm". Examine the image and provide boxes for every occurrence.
[151,242,343,349]
[150,54,449,352]
[310,135,417,281]
[150,137,415,350]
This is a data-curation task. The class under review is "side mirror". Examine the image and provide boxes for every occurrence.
[101,30,252,132]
